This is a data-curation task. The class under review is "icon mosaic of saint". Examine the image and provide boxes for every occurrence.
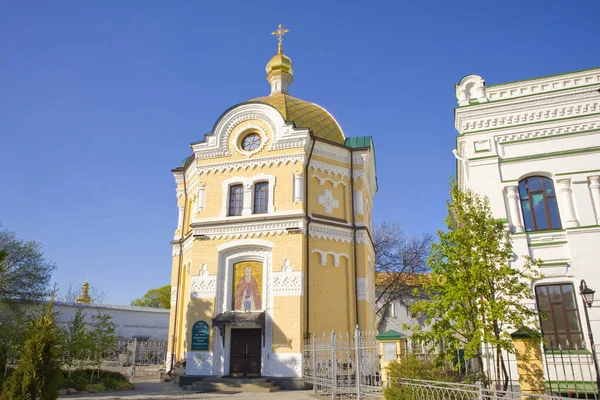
[234,266,262,311]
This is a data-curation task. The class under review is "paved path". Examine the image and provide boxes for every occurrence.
[60,381,319,400]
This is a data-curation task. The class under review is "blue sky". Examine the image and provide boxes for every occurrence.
[1,1,598,304]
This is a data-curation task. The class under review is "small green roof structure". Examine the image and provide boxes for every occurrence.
[376,330,405,341]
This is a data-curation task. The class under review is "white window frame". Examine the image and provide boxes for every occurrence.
[221,174,276,218]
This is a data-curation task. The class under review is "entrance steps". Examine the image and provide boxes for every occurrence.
[183,377,281,393]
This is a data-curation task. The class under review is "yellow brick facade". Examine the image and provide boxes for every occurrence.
[166,53,377,379]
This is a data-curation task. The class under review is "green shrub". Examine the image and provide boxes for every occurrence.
[59,369,132,393]
[0,367,14,393]
[384,355,460,400]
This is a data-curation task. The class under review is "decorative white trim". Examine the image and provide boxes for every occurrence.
[268,352,303,377]
[272,259,302,296]
[217,238,275,252]
[354,190,364,216]
[186,352,213,375]
[172,245,182,257]
[293,172,304,203]
[197,153,305,175]
[485,69,600,102]
[197,184,206,211]
[232,122,270,157]
[312,249,349,267]
[356,278,367,300]
[496,117,600,144]
[193,218,304,240]
[310,160,350,178]
[190,264,217,299]
[170,286,178,306]
[165,352,174,372]
[213,244,273,375]
[173,171,184,185]
[312,174,347,188]
[313,141,351,163]
[317,189,339,215]
[456,75,488,106]
[459,98,600,133]
[309,223,354,243]
[220,174,276,218]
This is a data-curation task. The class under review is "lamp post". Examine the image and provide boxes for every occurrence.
[579,279,600,393]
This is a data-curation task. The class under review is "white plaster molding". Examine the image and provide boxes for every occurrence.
[310,160,350,178]
[173,171,184,185]
[268,352,302,377]
[170,286,178,306]
[165,352,173,372]
[459,98,600,133]
[496,117,600,144]
[191,210,304,225]
[556,178,580,228]
[220,174,276,218]
[309,223,354,243]
[356,278,367,300]
[293,172,304,203]
[505,186,524,233]
[317,189,339,215]
[312,174,347,188]
[485,69,600,102]
[354,190,364,215]
[197,153,305,175]
[456,75,488,106]
[589,176,600,224]
[190,264,217,299]
[192,105,281,160]
[193,218,304,240]
[313,141,351,163]
[172,245,182,257]
[217,238,275,252]
[312,249,349,267]
[272,259,302,296]
[232,122,270,157]
[186,352,213,375]
[177,206,185,229]
[197,184,206,211]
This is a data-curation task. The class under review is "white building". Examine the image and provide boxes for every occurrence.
[54,301,170,342]
[454,67,600,383]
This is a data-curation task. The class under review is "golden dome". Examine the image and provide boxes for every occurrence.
[266,53,294,76]
[248,93,345,144]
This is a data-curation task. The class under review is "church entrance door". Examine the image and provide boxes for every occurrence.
[230,328,262,377]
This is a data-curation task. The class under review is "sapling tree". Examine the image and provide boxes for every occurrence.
[410,182,542,389]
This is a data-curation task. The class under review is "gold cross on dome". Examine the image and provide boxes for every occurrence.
[271,23,290,54]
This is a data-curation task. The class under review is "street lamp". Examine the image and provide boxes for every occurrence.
[579,279,600,394]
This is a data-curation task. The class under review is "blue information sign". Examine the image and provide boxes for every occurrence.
[191,321,209,351]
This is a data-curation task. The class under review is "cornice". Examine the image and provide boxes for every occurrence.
[494,115,600,144]
[310,160,350,179]
[191,217,305,240]
[309,223,354,243]
[458,97,600,134]
[485,69,600,102]
[195,153,305,175]
[313,141,351,163]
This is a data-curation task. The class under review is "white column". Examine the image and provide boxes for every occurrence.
[556,178,579,228]
[197,184,206,211]
[293,172,304,202]
[242,183,253,216]
[353,190,364,216]
[177,206,185,228]
[589,176,600,224]
[505,186,524,233]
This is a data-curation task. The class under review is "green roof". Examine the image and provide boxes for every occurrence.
[344,136,372,149]
[376,330,405,341]
[180,155,192,167]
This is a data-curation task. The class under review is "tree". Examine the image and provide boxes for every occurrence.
[0,228,55,378]
[410,182,541,389]
[130,285,171,309]
[88,313,117,381]
[1,298,62,400]
[62,308,91,376]
[58,282,107,304]
[0,227,55,303]
[373,222,432,327]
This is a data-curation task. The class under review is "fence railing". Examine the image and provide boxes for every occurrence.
[303,326,383,399]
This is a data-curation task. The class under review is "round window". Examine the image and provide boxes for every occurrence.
[241,133,261,151]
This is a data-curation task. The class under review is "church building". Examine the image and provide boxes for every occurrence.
[167,25,377,381]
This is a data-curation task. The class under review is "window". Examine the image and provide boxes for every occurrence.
[241,133,261,151]
[228,185,244,216]
[253,182,269,214]
[535,283,584,350]
[519,176,561,232]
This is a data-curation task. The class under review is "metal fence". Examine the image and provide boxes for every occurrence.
[303,326,383,399]
[101,339,167,382]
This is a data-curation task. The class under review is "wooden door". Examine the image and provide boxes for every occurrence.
[230,329,262,377]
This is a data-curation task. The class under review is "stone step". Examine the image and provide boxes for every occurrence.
[184,381,280,393]
[202,377,267,384]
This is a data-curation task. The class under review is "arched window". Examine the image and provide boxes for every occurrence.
[518,176,561,231]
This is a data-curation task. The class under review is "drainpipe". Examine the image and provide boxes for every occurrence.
[350,150,359,330]
[170,168,188,373]
[304,135,316,338]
